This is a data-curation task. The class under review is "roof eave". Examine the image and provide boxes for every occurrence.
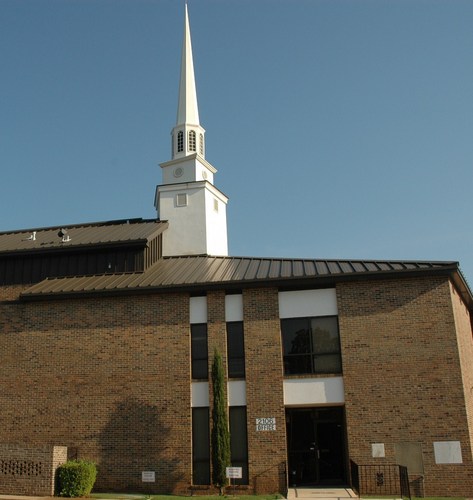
[20,264,468,305]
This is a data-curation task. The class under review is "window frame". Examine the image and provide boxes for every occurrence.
[191,323,208,380]
[226,321,245,379]
[229,406,249,485]
[281,315,342,376]
[192,407,210,485]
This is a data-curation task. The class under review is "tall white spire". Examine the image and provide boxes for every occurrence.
[176,3,200,127]
[155,3,229,257]
[169,3,206,161]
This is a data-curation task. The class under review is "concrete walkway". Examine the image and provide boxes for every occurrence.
[286,487,402,500]
[287,487,358,500]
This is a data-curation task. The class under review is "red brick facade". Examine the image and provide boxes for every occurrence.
[1,275,472,496]
[0,444,67,496]
[338,277,473,497]
[0,288,192,494]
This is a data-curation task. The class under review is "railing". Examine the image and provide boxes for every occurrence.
[350,461,411,500]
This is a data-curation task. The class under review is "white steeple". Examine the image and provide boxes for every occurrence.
[155,3,228,257]
[171,3,206,161]
[176,3,200,127]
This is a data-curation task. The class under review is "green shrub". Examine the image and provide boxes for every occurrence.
[57,459,97,497]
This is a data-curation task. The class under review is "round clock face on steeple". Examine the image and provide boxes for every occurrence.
[173,167,183,178]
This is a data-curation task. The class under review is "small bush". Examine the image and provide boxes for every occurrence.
[57,459,97,497]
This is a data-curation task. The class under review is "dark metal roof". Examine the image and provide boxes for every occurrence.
[0,219,167,254]
[20,255,470,306]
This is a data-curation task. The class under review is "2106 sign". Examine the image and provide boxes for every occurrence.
[256,417,276,431]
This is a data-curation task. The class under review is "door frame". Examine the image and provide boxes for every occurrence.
[286,406,347,487]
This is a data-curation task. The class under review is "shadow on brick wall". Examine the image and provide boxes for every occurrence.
[97,397,183,493]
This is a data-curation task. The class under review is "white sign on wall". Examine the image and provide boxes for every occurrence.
[256,417,276,431]
[434,441,463,464]
[141,471,156,483]
[226,467,242,479]
[372,443,385,458]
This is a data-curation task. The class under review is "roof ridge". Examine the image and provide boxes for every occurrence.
[0,217,160,236]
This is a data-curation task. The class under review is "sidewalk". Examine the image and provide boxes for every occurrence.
[287,488,358,499]
[286,487,402,500]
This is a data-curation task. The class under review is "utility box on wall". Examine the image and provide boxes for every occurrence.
[0,444,67,496]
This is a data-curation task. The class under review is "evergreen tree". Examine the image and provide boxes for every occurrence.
[211,349,231,494]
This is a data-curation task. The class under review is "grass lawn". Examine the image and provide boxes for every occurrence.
[91,494,282,500]
[361,497,465,500]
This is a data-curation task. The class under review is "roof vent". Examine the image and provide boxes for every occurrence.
[24,231,36,241]
[58,229,71,243]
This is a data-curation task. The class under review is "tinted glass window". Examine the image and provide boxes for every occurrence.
[191,324,208,380]
[281,316,341,375]
[229,406,249,485]
[227,322,245,378]
[192,407,210,485]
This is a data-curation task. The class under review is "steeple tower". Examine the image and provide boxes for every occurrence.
[155,4,229,257]
[173,3,204,159]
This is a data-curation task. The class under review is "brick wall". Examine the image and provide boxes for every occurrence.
[338,276,473,497]
[0,289,192,494]
[450,282,473,463]
[2,276,473,496]
[243,288,287,494]
[0,443,67,496]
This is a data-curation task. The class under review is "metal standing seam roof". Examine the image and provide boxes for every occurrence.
[0,219,167,254]
[19,255,468,302]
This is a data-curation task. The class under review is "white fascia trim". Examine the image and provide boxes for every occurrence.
[156,181,229,204]
[160,153,217,174]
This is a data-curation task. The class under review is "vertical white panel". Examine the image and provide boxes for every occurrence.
[279,289,338,318]
[190,296,207,324]
[225,294,243,322]
[191,382,210,407]
[227,381,246,406]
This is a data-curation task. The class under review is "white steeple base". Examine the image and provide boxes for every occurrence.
[155,181,228,257]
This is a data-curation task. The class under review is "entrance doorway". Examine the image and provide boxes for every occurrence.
[286,407,346,486]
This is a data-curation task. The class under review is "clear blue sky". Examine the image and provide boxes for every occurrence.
[1,0,472,282]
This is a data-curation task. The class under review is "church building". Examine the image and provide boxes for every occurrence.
[0,5,472,498]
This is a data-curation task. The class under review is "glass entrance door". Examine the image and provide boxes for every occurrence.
[286,407,345,486]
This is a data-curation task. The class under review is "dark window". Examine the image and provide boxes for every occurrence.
[227,322,245,378]
[281,316,341,375]
[177,130,184,152]
[191,323,208,380]
[192,407,210,485]
[189,130,196,151]
[229,406,249,485]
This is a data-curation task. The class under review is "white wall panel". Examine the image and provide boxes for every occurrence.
[190,296,207,323]
[225,294,243,322]
[279,289,338,318]
[228,380,246,406]
[191,381,209,407]
[283,377,345,405]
